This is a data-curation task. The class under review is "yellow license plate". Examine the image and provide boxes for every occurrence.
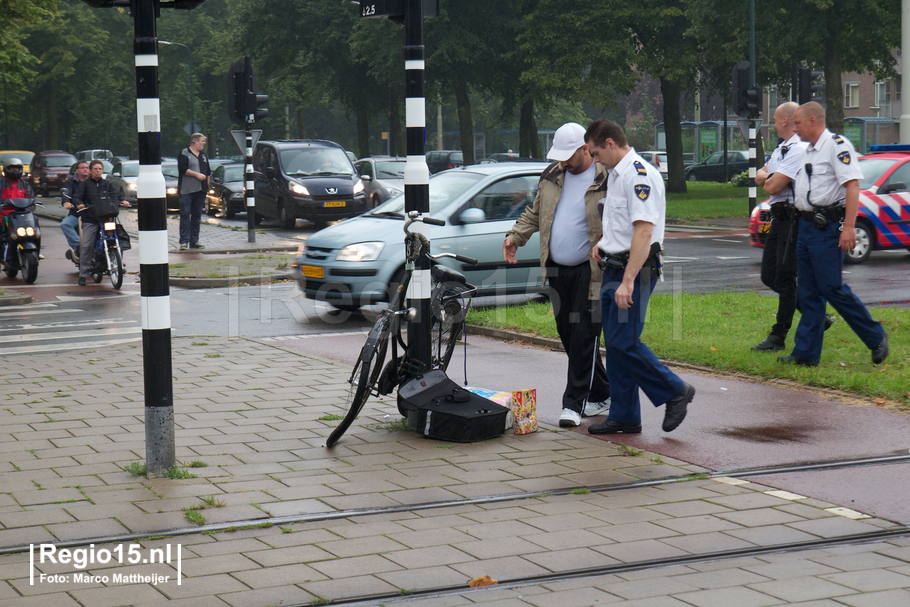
[759,223,770,234]
[302,265,325,279]
[323,201,346,208]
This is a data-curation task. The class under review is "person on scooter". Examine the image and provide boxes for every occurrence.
[61,160,90,265]
[72,159,130,286]
[1,158,36,253]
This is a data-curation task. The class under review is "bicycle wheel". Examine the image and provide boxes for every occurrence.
[109,248,123,289]
[429,292,467,371]
[325,315,390,447]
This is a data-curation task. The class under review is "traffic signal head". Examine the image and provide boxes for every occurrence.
[247,93,269,122]
[745,86,762,119]
[732,60,751,118]
[227,59,247,126]
[227,57,269,125]
[798,68,825,105]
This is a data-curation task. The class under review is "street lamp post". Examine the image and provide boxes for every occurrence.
[159,40,194,133]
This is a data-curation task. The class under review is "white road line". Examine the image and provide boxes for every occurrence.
[0,308,78,318]
[0,327,142,345]
[712,239,747,243]
[3,338,141,355]
[0,319,137,333]
[716,256,751,260]
[259,330,370,342]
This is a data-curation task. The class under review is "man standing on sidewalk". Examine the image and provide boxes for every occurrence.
[751,102,810,352]
[778,102,888,367]
[586,119,693,434]
[60,160,90,264]
[177,132,210,251]
[503,122,611,428]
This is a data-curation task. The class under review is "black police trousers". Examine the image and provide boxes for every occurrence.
[546,259,611,414]
[759,213,798,339]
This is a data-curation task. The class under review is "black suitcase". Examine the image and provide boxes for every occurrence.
[398,370,510,443]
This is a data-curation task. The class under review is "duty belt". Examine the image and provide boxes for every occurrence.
[799,206,845,222]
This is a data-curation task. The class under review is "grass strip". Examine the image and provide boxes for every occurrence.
[666,181,751,221]
[467,291,908,409]
[168,252,297,278]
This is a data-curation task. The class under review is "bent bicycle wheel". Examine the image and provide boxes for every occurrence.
[325,317,390,447]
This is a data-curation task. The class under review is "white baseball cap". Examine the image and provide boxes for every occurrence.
[546,122,587,162]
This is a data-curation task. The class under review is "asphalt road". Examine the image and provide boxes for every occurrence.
[3,217,908,357]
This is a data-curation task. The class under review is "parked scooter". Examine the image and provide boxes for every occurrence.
[76,208,129,289]
[1,197,42,284]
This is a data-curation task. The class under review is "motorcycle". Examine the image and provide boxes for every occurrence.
[75,209,129,289]
[1,197,42,284]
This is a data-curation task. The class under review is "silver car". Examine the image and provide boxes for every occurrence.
[108,160,140,203]
[354,156,406,208]
[294,163,549,311]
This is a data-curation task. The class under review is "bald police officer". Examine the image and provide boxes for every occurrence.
[752,102,809,351]
[778,102,888,367]
[585,119,694,434]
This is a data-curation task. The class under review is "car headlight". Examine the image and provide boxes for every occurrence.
[291,183,309,196]
[750,205,760,220]
[232,192,244,199]
[353,179,365,195]
[129,183,137,190]
[167,187,177,195]
[386,185,402,196]
[336,241,384,262]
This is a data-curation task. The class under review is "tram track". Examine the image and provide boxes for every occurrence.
[283,527,910,607]
[2,451,907,556]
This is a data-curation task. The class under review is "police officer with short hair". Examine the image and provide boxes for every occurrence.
[752,102,809,352]
[585,119,694,434]
[779,102,888,367]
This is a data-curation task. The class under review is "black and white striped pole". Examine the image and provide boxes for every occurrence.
[246,119,255,242]
[361,0,437,368]
[134,0,175,476]
[82,0,207,477]
[403,0,432,368]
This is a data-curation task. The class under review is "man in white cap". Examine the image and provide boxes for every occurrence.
[503,122,611,428]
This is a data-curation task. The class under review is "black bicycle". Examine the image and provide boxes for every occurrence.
[325,211,477,447]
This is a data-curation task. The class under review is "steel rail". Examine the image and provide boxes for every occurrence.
[2,452,908,556]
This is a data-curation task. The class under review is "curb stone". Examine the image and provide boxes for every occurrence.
[0,291,32,306]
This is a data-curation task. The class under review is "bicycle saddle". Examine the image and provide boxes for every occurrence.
[431,265,466,285]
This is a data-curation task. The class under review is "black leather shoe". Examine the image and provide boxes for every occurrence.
[777,355,818,367]
[78,277,86,286]
[824,315,834,331]
[588,419,642,434]
[751,334,785,352]
[663,383,694,432]
[872,334,889,364]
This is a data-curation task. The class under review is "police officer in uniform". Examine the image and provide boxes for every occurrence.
[584,119,694,434]
[752,102,809,351]
[779,102,888,367]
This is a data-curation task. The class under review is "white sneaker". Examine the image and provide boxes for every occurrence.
[559,408,582,428]
[583,399,611,417]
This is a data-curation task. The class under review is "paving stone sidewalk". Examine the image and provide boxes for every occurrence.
[2,336,909,606]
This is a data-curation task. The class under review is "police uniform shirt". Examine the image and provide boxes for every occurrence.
[596,149,666,255]
[793,130,864,212]
[766,134,809,205]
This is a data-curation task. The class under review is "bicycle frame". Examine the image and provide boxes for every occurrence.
[326,211,477,447]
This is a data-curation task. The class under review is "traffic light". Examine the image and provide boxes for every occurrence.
[798,68,825,105]
[745,86,762,119]
[227,59,247,126]
[227,57,268,125]
[732,60,751,118]
[247,92,269,122]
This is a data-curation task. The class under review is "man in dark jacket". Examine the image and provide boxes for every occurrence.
[72,159,129,286]
[177,133,211,250]
[60,160,90,263]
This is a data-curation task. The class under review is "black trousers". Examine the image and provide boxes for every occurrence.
[547,260,611,413]
[759,212,799,339]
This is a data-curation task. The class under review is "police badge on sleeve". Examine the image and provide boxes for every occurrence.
[837,151,851,164]
[634,184,651,200]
